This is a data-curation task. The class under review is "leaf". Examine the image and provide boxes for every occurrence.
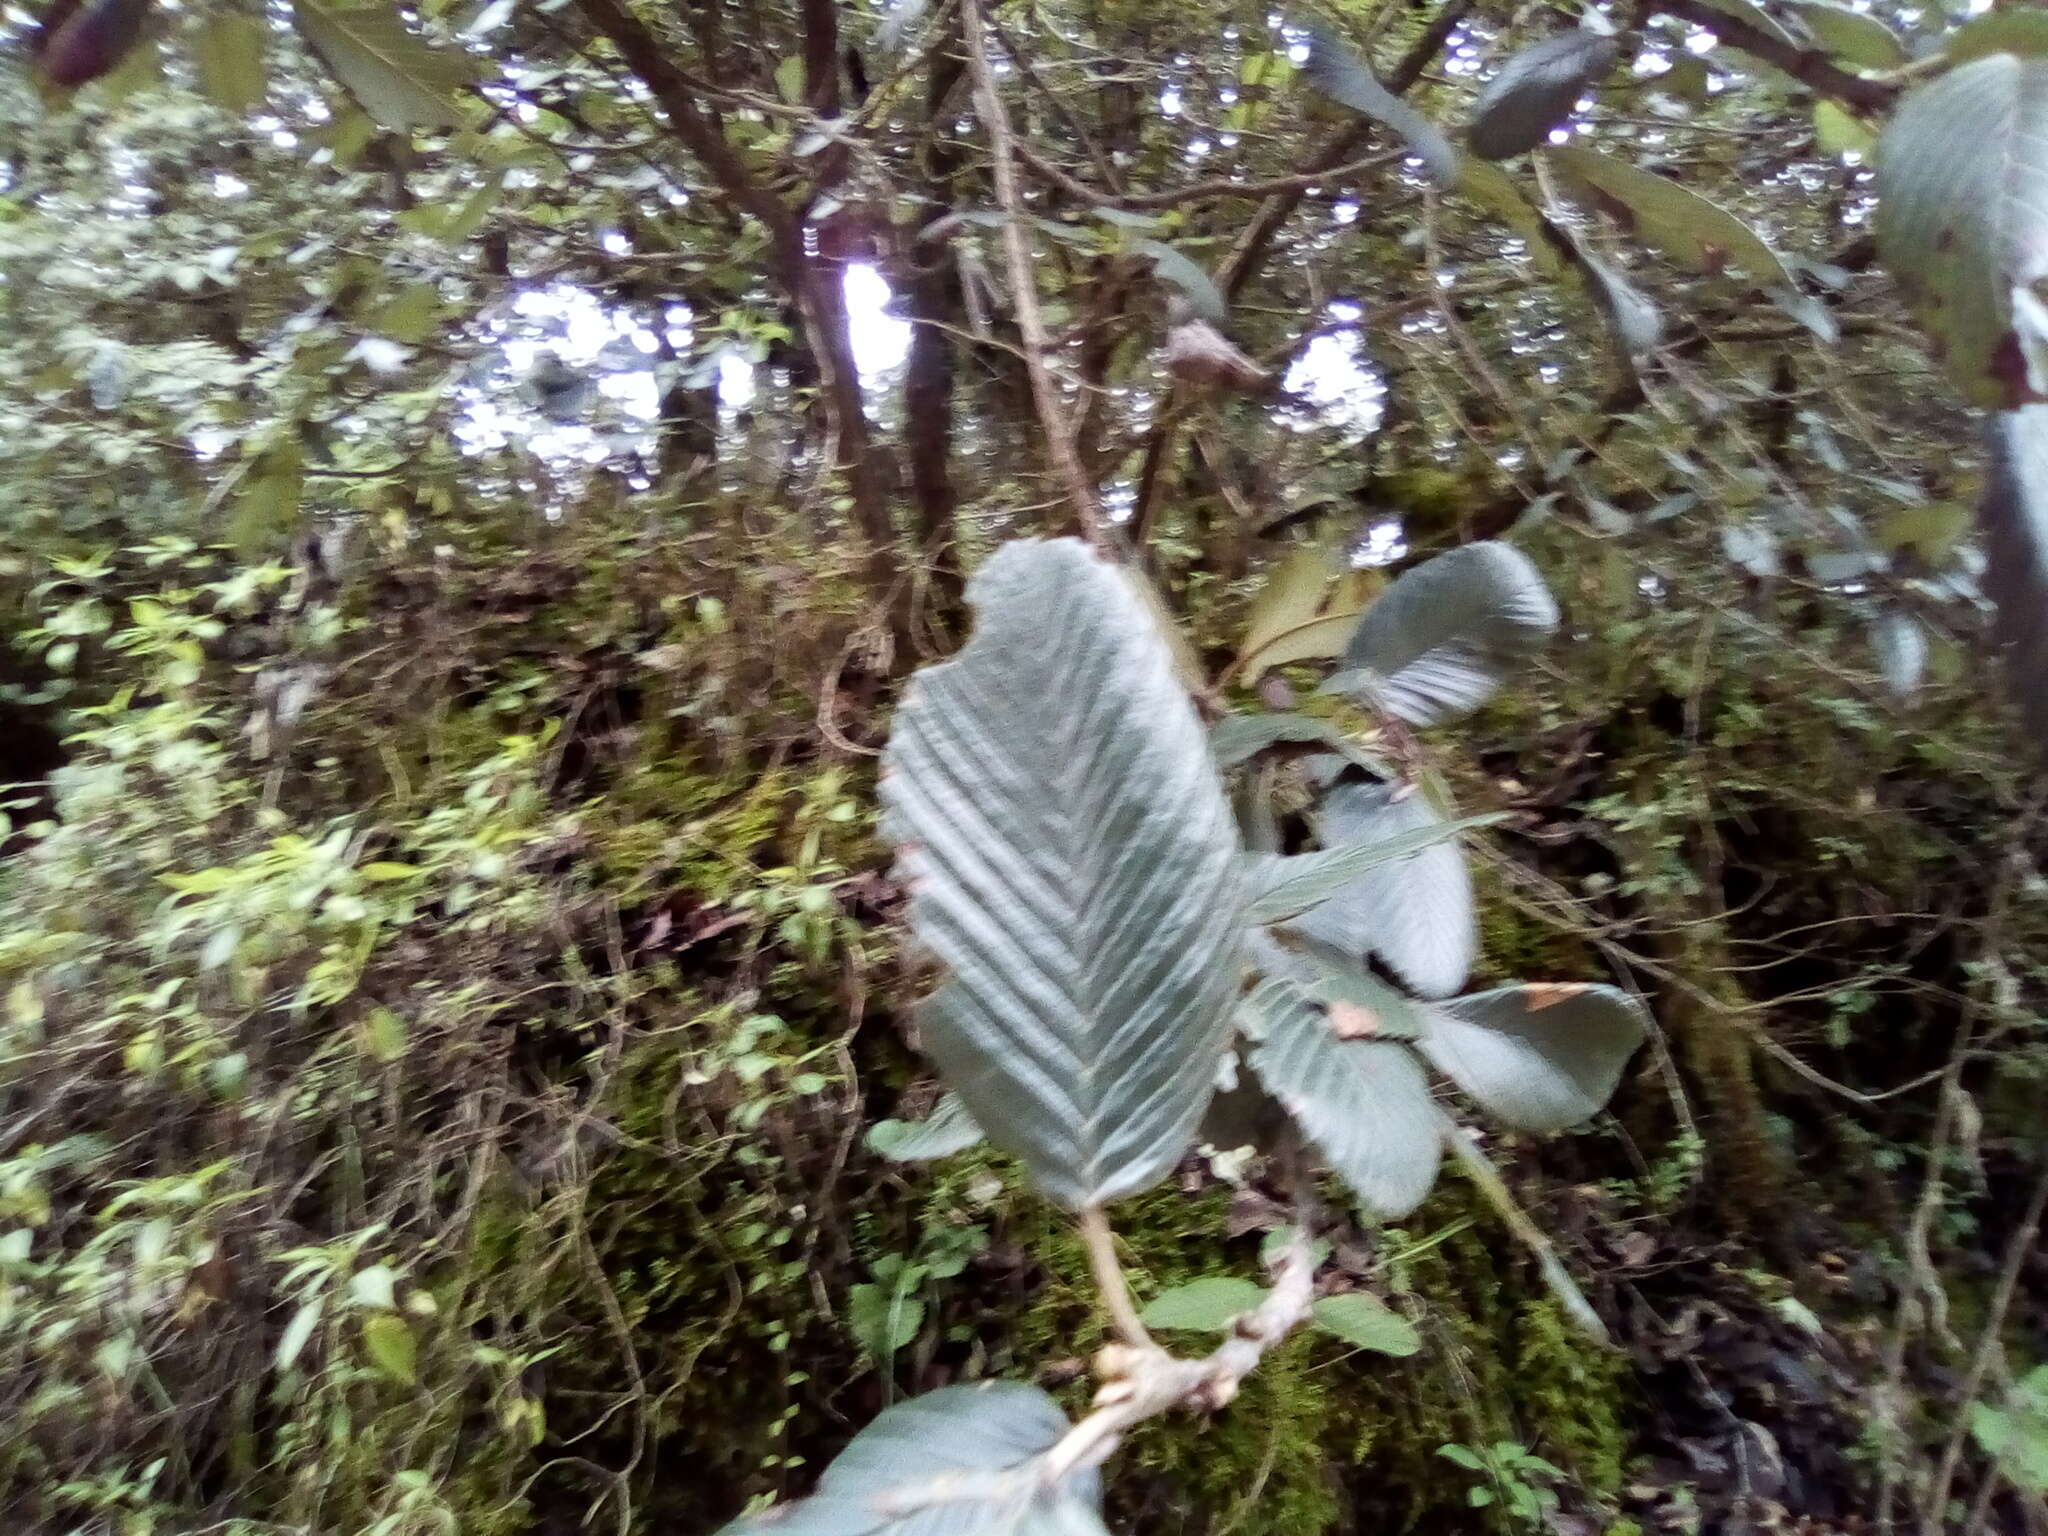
[1133,239,1228,326]
[361,1313,415,1384]
[1467,31,1618,161]
[1577,246,1665,358]
[1417,984,1648,1133]
[1812,101,1875,160]
[1244,979,1443,1220]
[1979,408,2048,748]
[1242,810,1505,925]
[349,1263,396,1310]
[275,1300,322,1373]
[196,11,267,114]
[1781,0,1906,71]
[867,1091,985,1161]
[1548,145,1794,287]
[1324,542,1558,729]
[293,0,474,130]
[1686,0,1802,49]
[880,540,1243,1209]
[1876,54,2048,408]
[848,1283,926,1359]
[1310,1293,1420,1356]
[1210,712,1351,769]
[1283,779,1475,998]
[1868,608,1928,699]
[719,1382,1106,1536]
[372,283,440,344]
[1454,161,1568,278]
[1139,1276,1268,1331]
[1879,501,1971,563]
[1943,12,2048,66]
[1239,544,1341,663]
[358,861,422,881]
[360,1007,407,1063]
[1303,26,1457,186]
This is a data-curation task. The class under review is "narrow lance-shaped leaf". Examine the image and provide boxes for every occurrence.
[1876,54,2048,408]
[293,0,475,130]
[881,539,1244,1209]
[1303,26,1457,186]
[1467,31,1619,162]
[195,10,267,114]
[1284,778,1476,999]
[1323,541,1559,728]
[1979,408,2048,748]
[717,1381,1106,1536]
[1548,145,1794,288]
[1417,984,1648,1133]
[1244,978,1443,1219]
[1134,239,1229,326]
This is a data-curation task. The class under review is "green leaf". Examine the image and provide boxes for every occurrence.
[1876,54,2048,407]
[719,1382,1107,1535]
[1454,161,1568,279]
[1133,239,1228,326]
[1467,30,1618,161]
[1813,100,1876,160]
[372,283,440,344]
[358,861,422,881]
[1418,984,1648,1132]
[349,1263,397,1310]
[1970,1366,2048,1492]
[1210,712,1354,769]
[1243,808,1504,927]
[866,1092,985,1161]
[1284,779,1475,999]
[195,11,267,114]
[1310,1292,1420,1356]
[848,1282,925,1358]
[361,1313,415,1384]
[880,540,1244,1209]
[1322,541,1559,728]
[1576,245,1665,358]
[1303,26,1457,186]
[1943,12,2048,66]
[1879,502,1971,563]
[1978,408,2048,747]
[1139,1276,1268,1331]
[293,0,474,130]
[360,1007,408,1063]
[1685,0,1801,49]
[1781,0,1906,71]
[1548,145,1793,288]
[1238,544,1342,664]
[1244,979,1442,1220]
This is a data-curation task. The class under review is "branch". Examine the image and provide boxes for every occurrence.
[1646,0,1901,114]
[1078,1208,1152,1350]
[959,0,1107,546]
[1014,139,1404,212]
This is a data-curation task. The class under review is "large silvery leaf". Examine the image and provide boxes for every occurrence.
[1418,984,1648,1133]
[1245,980,1442,1220]
[1242,810,1505,924]
[1284,778,1475,999]
[1548,145,1794,288]
[293,0,474,129]
[1323,541,1559,728]
[867,1087,985,1162]
[880,539,1243,1209]
[718,1381,1105,1535]
[1980,408,2048,747]
[1468,31,1619,161]
[1876,55,2048,408]
[1303,26,1458,186]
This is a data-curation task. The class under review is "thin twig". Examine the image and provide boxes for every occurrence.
[1923,1158,2048,1532]
[958,0,1108,547]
